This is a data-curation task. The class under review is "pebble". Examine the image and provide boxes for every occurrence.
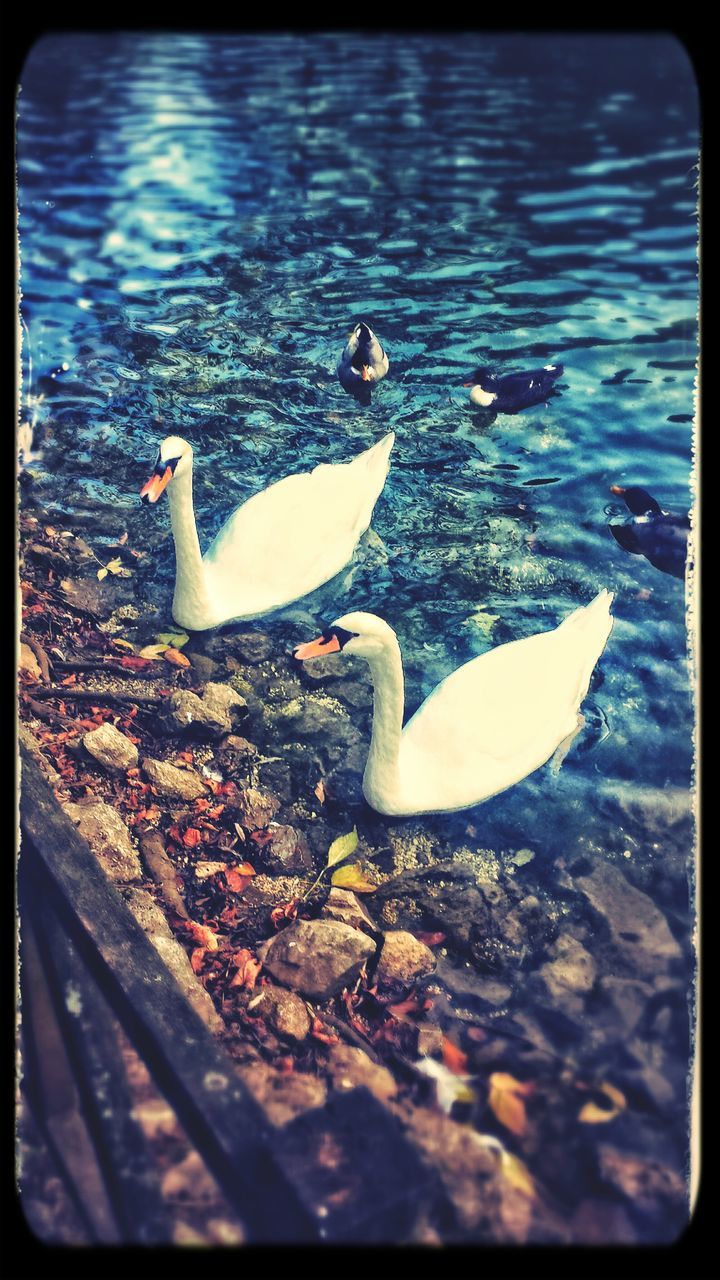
[83,721,139,773]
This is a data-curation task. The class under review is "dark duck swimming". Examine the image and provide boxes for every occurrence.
[465,363,564,413]
[338,322,389,405]
[609,485,690,580]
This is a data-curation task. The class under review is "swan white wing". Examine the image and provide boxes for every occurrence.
[202,437,392,617]
[398,594,613,810]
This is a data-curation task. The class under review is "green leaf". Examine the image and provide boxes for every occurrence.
[331,862,376,893]
[157,630,190,649]
[326,826,358,869]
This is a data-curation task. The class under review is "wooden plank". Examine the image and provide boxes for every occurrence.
[19,749,317,1242]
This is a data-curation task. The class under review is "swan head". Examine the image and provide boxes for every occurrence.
[140,436,193,504]
[293,611,395,662]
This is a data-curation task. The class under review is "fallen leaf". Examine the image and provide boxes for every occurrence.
[326,827,358,869]
[164,647,191,668]
[442,1037,469,1075]
[157,630,190,649]
[96,567,108,581]
[270,899,299,929]
[194,861,228,879]
[311,1017,340,1046]
[186,922,220,952]
[105,558,123,575]
[415,1058,476,1112]
[229,949,262,990]
[499,1150,536,1199]
[414,931,446,947]
[330,862,376,892]
[111,638,137,652]
[488,1073,534,1137]
[225,869,254,894]
[139,643,169,660]
[314,780,326,804]
[190,948,206,973]
[117,532,129,546]
[578,1082,626,1125]
[182,827,203,849]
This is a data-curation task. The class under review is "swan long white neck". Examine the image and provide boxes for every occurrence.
[166,464,216,628]
[362,633,406,808]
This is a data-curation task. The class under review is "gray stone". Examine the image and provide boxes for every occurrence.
[124,888,222,1033]
[249,987,311,1042]
[141,757,208,801]
[232,787,280,832]
[261,824,313,873]
[376,931,437,988]
[575,861,682,977]
[538,933,597,1003]
[324,1044,398,1102]
[237,1061,327,1127]
[19,643,41,680]
[164,682,247,737]
[64,801,141,881]
[259,919,376,1000]
[321,886,377,933]
[234,632,273,665]
[599,976,653,1035]
[83,721,139,773]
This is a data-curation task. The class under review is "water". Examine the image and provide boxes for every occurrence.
[18,34,697,878]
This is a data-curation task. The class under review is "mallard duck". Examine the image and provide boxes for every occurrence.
[293,590,614,816]
[337,322,389,404]
[609,485,690,580]
[140,433,394,630]
[464,363,564,412]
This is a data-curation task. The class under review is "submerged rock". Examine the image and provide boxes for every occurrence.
[63,800,141,881]
[536,933,597,1014]
[83,722,139,773]
[575,861,682,977]
[259,919,375,1000]
[141,757,208,801]
[164,683,248,737]
[376,931,437,988]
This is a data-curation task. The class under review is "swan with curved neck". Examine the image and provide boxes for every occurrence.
[294,593,614,816]
[140,433,394,631]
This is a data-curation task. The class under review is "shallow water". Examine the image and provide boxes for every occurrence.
[18,33,697,868]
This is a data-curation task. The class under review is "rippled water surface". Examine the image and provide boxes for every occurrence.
[18,33,698,857]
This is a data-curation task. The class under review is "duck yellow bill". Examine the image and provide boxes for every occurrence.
[293,633,341,661]
[610,485,626,496]
[140,466,173,504]
[360,365,372,382]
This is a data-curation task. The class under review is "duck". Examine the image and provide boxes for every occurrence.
[140,433,394,630]
[293,590,614,816]
[464,363,564,413]
[609,485,690,580]
[337,322,389,404]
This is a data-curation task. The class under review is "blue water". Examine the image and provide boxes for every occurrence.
[18,33,698,868]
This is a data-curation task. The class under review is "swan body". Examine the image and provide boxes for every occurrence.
[294,591,614,816]
[465,363,564,413]
[140,433,394,630]
[338,322,389,404]
[609,485,689,580]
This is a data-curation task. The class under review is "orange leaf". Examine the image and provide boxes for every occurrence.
[311,1017,340,1046]
[442,1037,469,1075]
[270,899,299,929]
[186,922,220,952]
[164,647,191,668]
[190,948,206,973]
[314,780,326,804]
[229,949,262,990]
[118,655,153,671]
[488,1072,534,1137]
[225,870,253,894]
[182,827,203,848]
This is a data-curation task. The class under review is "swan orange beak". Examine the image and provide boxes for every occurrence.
[140,465,173,504]
[293,633,341,661]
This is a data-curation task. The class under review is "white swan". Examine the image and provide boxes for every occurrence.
[140,433,394,631]
[294,591,614,816]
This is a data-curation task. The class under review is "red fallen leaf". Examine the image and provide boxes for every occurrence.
[229,949,262,990]
[190,948,206,974]
[164,647,191,669]
[118,656,154,671]
[388,995,433,1019]
[311,1018,340,1046]
[270,899,299,930]
[60,674,78,686]
[442,1037,469,1075]
[414,931,446,947]
[466,1027,487,1043]
[250,829,274,848]
[225,870,253,894]
[178,750,194,763]
[206,804,225,820]
[167,824,183,844]
[126,767,140,778]
[186,921,220,951]
[182,827,203,848]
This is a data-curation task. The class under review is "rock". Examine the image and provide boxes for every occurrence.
[19,723,62,786]
[537,933,596,1009]
[248,987,311,1042]
[234,632,273,665]
[232,786,280,832]
[376,931,436,988]
[161,1150,220,1203]
[124,888,222,1032]
[402,1109,503,1235]
[63,801,141,881]
[597,1145,687,1218]
[164,683,247,737]
[261,824,313,873]
[141,757,207,801]
[60,574,135,619]
[259,919,376,1000]
[83,722,139,773]
[598,976,653,1036]
[575,862,682,977]
[266,693,363,769]
[187,652,219,682]
[217,734,258,775]
[237,1061,327,1127]
[298,652,345,682]
[324,1044,397,1102]
[321,886,377,933]
[19,642,41,680]
[571,1198,637,1244]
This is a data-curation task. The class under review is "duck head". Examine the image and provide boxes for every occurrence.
[346,322,378,380]
[140,436,193,504]
[610,485,663,517]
